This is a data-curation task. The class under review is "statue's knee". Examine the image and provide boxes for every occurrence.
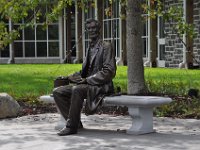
[52,87,61,97]
[72,86,80,94]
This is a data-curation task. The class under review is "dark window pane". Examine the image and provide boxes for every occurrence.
[37,42,47,57]
[104,21,111,38]
[159,17,165,38]
[49,42,59,57]
[48,25,58,40]
[36,25,47,40]
[71,41,76,57]
[116,39,120,57]
[143,22,147,36]
[14,42,23,57]
[24,27,35,40]
[159,45,165,60]
[85,32,89,39]
[0,46,9,57]
[112,19,119,38]
[142,38,147,57]
[113,0,119,18]
[25,42,35,57]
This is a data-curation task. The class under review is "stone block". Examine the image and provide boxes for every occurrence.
[0,93,20,119]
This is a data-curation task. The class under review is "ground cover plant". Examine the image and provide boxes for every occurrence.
[0,64,200,118]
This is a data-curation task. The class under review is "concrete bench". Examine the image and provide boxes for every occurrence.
[39,95,172,135]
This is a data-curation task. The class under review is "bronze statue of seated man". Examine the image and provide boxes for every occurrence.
[53,18,116,136]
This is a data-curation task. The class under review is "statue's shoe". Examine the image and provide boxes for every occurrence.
[57,127,77,136]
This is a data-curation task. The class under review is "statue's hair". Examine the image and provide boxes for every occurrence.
[85,18,101,30]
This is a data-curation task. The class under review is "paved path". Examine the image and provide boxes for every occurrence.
[1,113,200,150]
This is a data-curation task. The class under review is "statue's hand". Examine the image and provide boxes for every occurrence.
[68,74,82,83]
[55,76,68,80]
[77,78,87,84]
[67,75,74,81]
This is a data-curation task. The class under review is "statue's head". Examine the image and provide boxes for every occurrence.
[85,18,101,40]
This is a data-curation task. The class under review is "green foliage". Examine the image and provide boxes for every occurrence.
[0,22,19,49]
[155,97,200,119]
[145,68,200,95]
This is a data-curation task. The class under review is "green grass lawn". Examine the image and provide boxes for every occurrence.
[0,64,200,101]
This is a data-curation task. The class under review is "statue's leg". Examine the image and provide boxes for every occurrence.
[54,106,67,130]
[53,85,72,130]
[67,84,88,129]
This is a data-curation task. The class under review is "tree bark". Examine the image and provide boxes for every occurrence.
[126,0,146,95]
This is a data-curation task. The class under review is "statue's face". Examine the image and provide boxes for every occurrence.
[86,21,99,40]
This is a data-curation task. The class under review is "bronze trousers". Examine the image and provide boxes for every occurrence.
[53,84,88,129]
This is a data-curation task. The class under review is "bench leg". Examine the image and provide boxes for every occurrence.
[127,107,155,135]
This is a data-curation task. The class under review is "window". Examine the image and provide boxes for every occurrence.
[103,0,120,57]
[141,0,149,58]
[13,5,59,58]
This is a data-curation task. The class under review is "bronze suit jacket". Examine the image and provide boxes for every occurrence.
[80,39,116,114]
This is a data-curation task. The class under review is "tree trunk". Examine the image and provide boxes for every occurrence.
[126,0,146,95]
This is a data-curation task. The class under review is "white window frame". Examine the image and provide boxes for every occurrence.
[103,0,120,58]
[13,5,60,59]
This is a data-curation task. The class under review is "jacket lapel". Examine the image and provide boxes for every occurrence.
[90,39,102,66]
[81,47,90,77]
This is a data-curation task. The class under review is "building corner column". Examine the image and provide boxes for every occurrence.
[186,0,194,69]
[179,0,194,69]
[144,0,157,68]
[59,16,64,63]
[117,3,126,66]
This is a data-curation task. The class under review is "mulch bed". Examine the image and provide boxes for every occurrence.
[17,101,57,117]
[17,93,199,118]
[17,100,129,117]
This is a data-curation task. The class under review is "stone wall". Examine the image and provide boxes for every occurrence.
[193,0,200,65]
[164,0,200,67]
[164,0,184,68]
